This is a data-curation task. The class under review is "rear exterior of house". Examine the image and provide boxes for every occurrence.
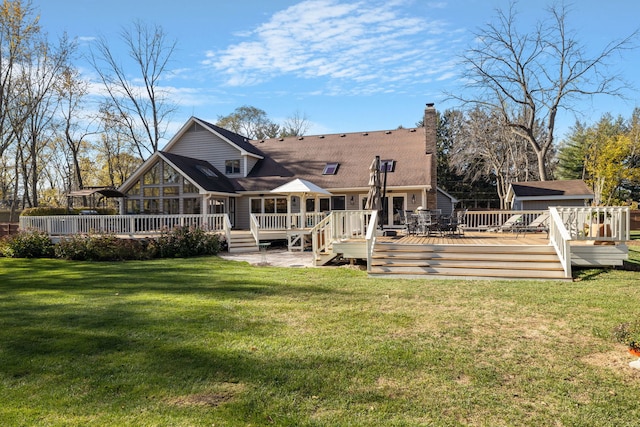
[118,104,439,230]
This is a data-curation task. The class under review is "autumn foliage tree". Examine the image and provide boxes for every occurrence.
[558,110,640,204]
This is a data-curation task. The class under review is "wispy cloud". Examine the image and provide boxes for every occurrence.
[203,0,461,95]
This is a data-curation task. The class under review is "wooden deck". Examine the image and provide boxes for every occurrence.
[377,230,551,246]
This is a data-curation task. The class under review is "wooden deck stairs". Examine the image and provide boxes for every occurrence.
[227,230,259,253]
[369,242,569,280]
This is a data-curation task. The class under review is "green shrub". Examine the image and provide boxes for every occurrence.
[156,226,221,258]
[55,235,156,261]
[20,206,117,216]
[1,230,55,258]
[21,207,71,216]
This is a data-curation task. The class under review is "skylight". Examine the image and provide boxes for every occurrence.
[196,164,217,177]
[380,160,395,172]
[322,162,339,175]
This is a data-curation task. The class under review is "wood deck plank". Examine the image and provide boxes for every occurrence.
[378,230,550,246]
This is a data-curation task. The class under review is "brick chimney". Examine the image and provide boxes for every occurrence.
[424,103,438,210]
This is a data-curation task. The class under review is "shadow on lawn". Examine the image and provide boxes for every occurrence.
[0,257,347,299]
[0,262,376,413]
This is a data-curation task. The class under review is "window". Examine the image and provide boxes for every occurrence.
[250,198,262,214]
[163,186,179,196]
[331,196,346,211]
[143,163,160,184]
[322,162,339,175]
[143,199,160,214]
[143,187,160,197]
[126,199,141,214]
[250,197,287,214]
[163,199,179,214]
[305,198,315,212]
[163,163,180,184]
[380,159,395,172]
[184,198,201,214]
[183,180,198,194]
[225,159,240,174]
[126,181,141,196]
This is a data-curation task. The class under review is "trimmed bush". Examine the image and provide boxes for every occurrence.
[21,207,70,216]
[1,230,55,258]
[2,226,220,261]
[156,226,221,258]
[20,206,117,216]
[55,235,157,261]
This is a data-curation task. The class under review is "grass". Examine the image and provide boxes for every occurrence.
[1,248,640,426]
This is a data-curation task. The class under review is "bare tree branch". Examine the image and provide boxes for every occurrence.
[89,20,177,159]
[449,1,638,180]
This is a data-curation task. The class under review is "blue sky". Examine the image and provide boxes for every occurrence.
[34,0,640,142]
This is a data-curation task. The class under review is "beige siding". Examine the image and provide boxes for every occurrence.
[169,128,246,175]
[235,197,251,229]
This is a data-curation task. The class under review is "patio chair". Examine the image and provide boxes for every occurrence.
[438,215,460,236]
[498,214,523,233]
[397,209,418,235]
[416,210,433,235]
[515,212,549,238]
[454,209,467,236]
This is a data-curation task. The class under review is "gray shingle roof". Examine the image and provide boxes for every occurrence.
[511,180,594,197]
[196,118,265,158]
[160,151,238,193]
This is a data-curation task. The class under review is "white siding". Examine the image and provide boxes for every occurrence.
[246,157,259,175]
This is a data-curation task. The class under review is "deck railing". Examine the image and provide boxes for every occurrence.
[366,210,379,273]
[311,210,374,265]
[19,214,227,236]
[249,214,261,245]
[548,207,572,278]
[311,214,333,265]
[463,210,547,231]
[253,212,327,230]
[464,207,630,240]
[555,206,630,242]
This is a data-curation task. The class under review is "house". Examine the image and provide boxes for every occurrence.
[118,104,438,230]
[506,180,594,210]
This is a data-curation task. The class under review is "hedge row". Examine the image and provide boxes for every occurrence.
[0,227,222,261]
[20,207,117,216]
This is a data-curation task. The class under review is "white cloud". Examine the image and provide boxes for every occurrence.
[205,0,462,95]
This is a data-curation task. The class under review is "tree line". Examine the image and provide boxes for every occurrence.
[0,0,637,219]
[0,1,309,220]
[435,108,640,209]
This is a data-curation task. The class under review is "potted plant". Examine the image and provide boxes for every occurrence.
[589,210,612,243]
[613,320,640,369]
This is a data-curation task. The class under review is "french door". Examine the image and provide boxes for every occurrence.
[381,195,405,227]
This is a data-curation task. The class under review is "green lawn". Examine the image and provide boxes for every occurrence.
[1,248,639,426]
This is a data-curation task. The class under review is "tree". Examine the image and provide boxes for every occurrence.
[216,105,313,139]
[581,112,640,204]
[454,2,637,181]
[89,20,177,159]
[216,105,280,140]
[57,64,94,193]
[449,107,537,209]
[556,121,589,180]
[0,0,40,212]
[281,110,311,137]
[95,102,140,187]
